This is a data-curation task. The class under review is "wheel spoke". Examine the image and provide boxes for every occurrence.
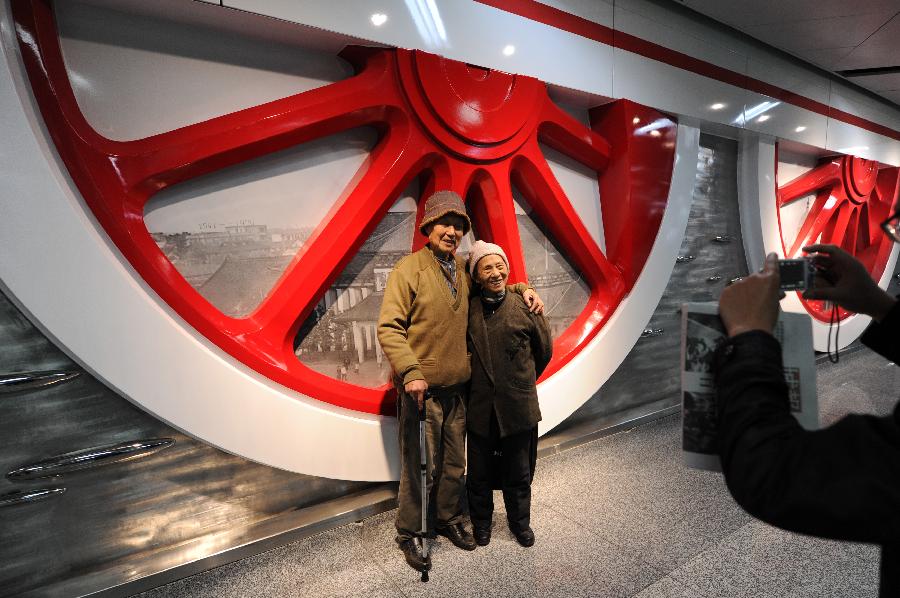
[116,51,403,199]
[467,166,529,282]
[786,190,835,257]
[242,132,425,351]
[778,160,841,207]
[822,201,854,250]
[512,141,624,299]
[538,100,610,171]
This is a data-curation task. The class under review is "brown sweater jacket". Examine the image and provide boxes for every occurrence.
[377,246,527,388]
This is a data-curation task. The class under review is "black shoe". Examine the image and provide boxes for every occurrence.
[473,526,491,546]
[513,527,535,547]
[436,523,477,551]
[398,539,432,572]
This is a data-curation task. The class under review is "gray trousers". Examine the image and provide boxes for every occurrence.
[395,387,467,543]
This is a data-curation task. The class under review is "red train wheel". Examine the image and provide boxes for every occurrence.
[777,151,899,321]
[13,0,677,414]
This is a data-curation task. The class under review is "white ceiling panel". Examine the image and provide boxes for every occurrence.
[676,0,900,108]
[794,46,856,69]
[861,12,900,46]
[743,12,889,52]
[835,42,900,71]
[848,72,900,92]
[682,0,897,27]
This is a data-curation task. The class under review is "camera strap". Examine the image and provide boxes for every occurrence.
[826,301,840,363]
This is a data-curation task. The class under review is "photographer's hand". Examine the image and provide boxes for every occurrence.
[719,252,781,337]
[801,244,896,322]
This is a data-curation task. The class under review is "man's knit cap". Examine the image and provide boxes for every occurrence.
[418,190,472,236]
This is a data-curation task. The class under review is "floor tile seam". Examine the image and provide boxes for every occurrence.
[658,567,717,598]
[541,503,680,591]
[634,573,715,598]
[666,520,763,595]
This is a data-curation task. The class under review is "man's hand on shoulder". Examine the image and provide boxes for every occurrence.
[523,288,544,314]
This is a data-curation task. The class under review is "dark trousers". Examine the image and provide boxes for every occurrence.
[466,412,537,534]
[395,388,467,543]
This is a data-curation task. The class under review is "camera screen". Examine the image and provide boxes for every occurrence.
[780,261,805,281]
[779,259,811,290]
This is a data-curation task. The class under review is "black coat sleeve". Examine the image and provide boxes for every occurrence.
[714,329,900,544]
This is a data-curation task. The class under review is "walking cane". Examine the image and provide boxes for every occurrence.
[415,392,431,582]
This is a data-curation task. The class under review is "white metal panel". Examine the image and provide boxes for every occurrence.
[746,54,830,105]
[612,45,748,129]
[226,0,618,98]
[829,85,900,133]
[826,118,900,167]
[740,92,828,150]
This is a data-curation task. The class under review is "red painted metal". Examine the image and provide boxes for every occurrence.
[776,151,900,322]
[12,0,677,414]
[590,101,677,291]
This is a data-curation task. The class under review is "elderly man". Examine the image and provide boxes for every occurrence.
[378,190,543,572]
[715,243,900,596]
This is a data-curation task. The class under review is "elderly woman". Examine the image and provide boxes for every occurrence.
[466,241,553,547]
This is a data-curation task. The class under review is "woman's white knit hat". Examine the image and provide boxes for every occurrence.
[468,240,509,277]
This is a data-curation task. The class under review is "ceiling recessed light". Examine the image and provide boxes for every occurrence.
[650,130,661,137]
[795,126,807,133]
[710,103,725,110]
[757,115,770,123]
[370,13,387,27]
[502,45,516,56]
[632,117,641,124]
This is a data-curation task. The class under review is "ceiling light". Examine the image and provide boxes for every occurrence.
[710,103,725,110]
[370,13,388,26]
[757,115,770,123]
[795,126,807,133]
[503,45,515,56]
[650,130,661,137]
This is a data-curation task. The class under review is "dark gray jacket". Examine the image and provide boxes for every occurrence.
[467,294,553,438]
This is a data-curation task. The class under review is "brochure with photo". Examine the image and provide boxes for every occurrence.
[680,302,819,471]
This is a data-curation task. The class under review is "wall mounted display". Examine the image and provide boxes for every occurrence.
[0,0,698,479]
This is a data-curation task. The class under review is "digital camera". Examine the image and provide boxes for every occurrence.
[778,258,815,291]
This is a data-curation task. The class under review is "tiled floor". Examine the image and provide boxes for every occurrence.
[135,347,893,598]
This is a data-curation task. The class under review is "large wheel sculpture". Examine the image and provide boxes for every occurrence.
[13,0,677,417]
[777,152,900,322]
